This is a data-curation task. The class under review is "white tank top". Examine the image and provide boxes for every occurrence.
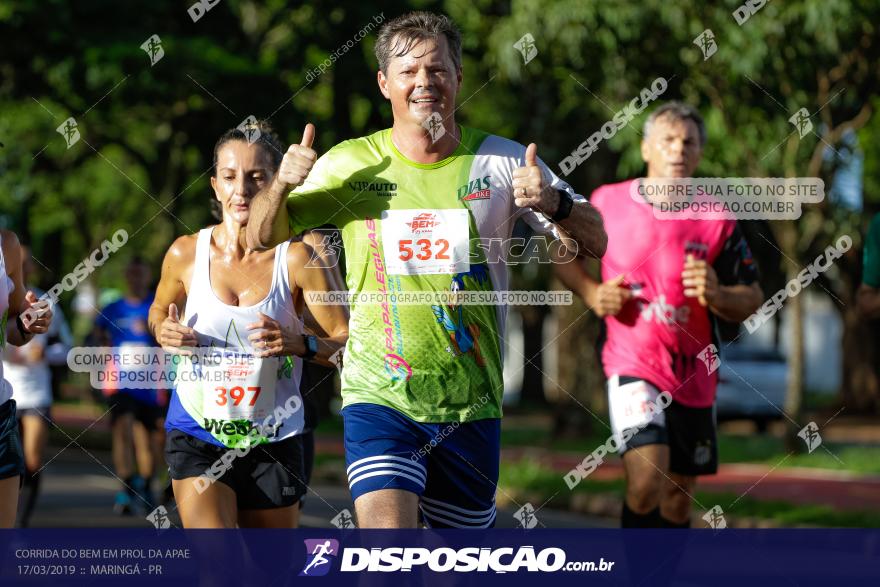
[173,227,304,448]
[0,234,14,405]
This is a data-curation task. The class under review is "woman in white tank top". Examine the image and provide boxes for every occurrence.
[148,121,347,529]
[2,246,72,528]
[0,229,53,528]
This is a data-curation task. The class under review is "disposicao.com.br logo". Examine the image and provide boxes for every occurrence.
[300,539,340,577]
[300,542,614,575]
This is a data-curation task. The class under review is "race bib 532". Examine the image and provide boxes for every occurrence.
[381,209,470,275]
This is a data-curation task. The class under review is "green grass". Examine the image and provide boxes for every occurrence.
[781,446,880,473]
[313,453,345,468]
[500,425,613,454]
[498,459,880,527]
[499,421,880,476]
[715,433,782,462]
[718,434,880,475]
[498,458,624,496]
[692,490,880,527]
[803,391,841,411]
[314,416,345,434]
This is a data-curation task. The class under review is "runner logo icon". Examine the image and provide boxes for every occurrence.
[300,539,340,577]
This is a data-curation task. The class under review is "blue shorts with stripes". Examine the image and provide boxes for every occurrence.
[342,403,500,529]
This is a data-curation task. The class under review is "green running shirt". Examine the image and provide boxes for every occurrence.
[288,126,583,422]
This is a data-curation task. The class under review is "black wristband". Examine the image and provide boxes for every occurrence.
[551,189,574,223]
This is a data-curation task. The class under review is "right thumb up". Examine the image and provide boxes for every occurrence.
[168,303,180,322]
[300,123,315,148]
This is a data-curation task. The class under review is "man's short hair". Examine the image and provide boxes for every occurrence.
[374,11,462,74]
[644,102,707,146]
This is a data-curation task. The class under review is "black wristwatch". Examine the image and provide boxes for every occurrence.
[300,334,318,360]
[551,189,574,223]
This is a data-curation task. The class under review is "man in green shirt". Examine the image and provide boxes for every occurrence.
[248,11,606,528]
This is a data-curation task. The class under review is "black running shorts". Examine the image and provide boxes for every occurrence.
[165,428,307,509]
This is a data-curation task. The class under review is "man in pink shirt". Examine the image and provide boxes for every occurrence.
[557,102,763,528]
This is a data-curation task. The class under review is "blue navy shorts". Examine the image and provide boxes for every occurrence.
[342,403,500,529]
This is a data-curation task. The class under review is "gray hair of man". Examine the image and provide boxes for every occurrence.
[643,102,707,146]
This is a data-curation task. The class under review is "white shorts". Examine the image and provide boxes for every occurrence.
[607,375,669,452]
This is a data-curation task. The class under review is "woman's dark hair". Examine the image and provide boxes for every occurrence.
[210,120,285,219]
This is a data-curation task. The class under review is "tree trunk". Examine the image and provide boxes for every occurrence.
[784,279,805,452]
[548,279,601,439]
[768,218,804,452]
[519,304,549,406]
[778,221,806,452]
[840,244,880,412]
[841,304,880,412]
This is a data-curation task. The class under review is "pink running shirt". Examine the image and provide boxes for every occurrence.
[591,179,757,407]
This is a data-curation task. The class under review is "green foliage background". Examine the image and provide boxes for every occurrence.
[1,0,877,411]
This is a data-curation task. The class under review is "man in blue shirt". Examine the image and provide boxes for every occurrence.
[93,257,166,515]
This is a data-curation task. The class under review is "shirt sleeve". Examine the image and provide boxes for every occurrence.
[514,147,587,239]
[713,222,759,286]
[863,214,880,288]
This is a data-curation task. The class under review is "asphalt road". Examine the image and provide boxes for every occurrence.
[23,444,612,529]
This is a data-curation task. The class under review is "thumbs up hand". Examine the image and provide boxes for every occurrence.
[274,123,317,191]
[158,303,198,355]
[512,142,559,215]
